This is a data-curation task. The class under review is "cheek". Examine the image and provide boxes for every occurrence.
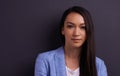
[65,31,73,36]
[64,33,70,38]
[64,31,72,39]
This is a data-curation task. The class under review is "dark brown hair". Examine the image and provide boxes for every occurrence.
[59,6,97,76]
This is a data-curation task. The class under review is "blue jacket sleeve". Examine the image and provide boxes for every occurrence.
[34,54,48,76]
[97,59,108,76]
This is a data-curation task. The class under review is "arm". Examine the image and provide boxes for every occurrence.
[34,54,48,76]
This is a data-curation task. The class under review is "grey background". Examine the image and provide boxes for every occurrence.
[0,0,120,76]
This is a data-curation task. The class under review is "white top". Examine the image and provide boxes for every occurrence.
[66,66,80,76]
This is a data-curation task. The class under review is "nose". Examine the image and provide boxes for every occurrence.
[73,27,80,36]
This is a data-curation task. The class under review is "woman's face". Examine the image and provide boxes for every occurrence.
[62,12,86,48]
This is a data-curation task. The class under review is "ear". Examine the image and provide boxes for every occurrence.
[61,28,64,35]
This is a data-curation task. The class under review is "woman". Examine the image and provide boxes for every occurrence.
[35,6,107,76]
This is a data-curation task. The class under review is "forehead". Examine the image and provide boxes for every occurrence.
[65,12,85,23]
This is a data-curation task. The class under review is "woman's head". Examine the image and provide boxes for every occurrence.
[61,12,86,48]
[59,6,94,48]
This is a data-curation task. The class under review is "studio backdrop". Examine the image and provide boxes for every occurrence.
[0,0,120,76]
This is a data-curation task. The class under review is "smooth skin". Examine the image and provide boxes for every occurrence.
[62,12,86,71]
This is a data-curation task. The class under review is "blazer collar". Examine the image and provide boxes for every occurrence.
[55,46,66,76]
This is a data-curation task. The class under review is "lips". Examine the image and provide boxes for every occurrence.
[71,38,82,42]
[71,38,81,40]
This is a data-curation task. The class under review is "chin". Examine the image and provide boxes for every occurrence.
[71,44,82,48]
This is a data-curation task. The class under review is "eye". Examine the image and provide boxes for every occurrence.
[80,25,86,29]
[66,24,74,28]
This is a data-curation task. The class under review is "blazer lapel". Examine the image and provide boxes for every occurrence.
[55,46,66,76]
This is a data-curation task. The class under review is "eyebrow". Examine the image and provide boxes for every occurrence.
[66,22,75,25]
[66,21,85,26]
[80,23,85,26]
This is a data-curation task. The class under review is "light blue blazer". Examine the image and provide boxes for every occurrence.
[35,46,107,76]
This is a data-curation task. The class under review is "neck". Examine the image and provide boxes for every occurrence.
[64,45,81,59]
[64,45,81,70]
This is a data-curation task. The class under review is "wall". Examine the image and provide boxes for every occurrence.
[0,0,120,76]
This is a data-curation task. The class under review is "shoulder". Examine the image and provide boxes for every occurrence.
[35,47,63,75]
[36,46,63,62]
[96,57,104,64]
[36,49,56,61]
[96,57,105,69]
[96,57,108,76]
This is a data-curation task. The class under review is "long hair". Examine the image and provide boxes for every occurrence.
[59,6,97,76]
